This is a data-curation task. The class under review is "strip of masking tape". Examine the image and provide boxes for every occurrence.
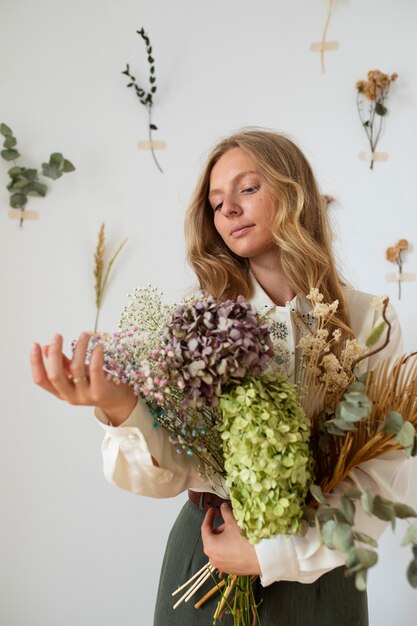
[310,41,339,52]
[359,151,389,162]
[138,140,167,150]
[8,209,39,221]
[385,272,416,283]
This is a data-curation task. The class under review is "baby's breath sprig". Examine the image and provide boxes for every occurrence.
[122,27,163,173]
[93,223,127,332]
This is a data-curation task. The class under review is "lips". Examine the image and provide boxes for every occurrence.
[230,224,255,238]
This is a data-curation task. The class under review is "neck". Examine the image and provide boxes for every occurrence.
[250,253,295,307]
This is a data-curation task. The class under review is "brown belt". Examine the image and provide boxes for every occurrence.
[188,489,229,519]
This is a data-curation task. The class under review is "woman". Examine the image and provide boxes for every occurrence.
[31,129,409,625]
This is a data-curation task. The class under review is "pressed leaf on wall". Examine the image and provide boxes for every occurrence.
[0,123,75,227]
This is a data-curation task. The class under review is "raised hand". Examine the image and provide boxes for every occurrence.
[30,332,137,425]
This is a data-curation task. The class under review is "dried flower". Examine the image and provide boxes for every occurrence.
[355,70,398,170]
[385,239,410,300]
[93,223,127,332]
[153,296,274,408]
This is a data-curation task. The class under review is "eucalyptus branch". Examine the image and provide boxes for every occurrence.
[0,123,75,227]
[122,27,163,173]
[307,485,417,589]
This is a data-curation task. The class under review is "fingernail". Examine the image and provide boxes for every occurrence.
[51,333,60,343]
[31,343,38,353]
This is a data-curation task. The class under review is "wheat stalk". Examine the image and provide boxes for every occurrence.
[93,223,127,332]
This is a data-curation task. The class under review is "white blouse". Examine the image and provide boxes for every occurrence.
[95,281,410,586]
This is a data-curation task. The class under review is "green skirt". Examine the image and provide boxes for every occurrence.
[153,501,368,626]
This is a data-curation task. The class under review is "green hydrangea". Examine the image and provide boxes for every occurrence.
[219,373,314,544]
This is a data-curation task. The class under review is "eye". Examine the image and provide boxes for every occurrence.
[214,201,223,212]
[242,185,260,194]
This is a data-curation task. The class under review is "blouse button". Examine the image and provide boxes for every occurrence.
[127,433,139,441]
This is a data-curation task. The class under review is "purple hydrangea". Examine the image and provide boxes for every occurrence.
[153,296,274,407]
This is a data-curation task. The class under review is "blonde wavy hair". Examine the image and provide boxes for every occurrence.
[185,129,353,337]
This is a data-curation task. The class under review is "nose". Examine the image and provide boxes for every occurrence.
[220,194,242,217]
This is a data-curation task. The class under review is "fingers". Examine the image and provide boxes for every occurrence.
[70,332,90,379]
[44,334,75,400]
[30,342,61,398]
[201,507,216,543]
[219,502,234,523]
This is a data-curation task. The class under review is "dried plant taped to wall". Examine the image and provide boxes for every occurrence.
[93,223,127,332]
[122,27,164,173]
[0,123,75,226]
[356,70,398,170]
[385,239,410,300]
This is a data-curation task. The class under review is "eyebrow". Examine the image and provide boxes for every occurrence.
[208,170,259,198]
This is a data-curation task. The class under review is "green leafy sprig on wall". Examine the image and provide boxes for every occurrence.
[0,123,75,227]
[122,27,163,173]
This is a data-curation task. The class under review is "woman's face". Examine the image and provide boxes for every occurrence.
[208,147,276,262]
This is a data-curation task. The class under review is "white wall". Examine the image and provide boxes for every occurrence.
[0,1,416,624]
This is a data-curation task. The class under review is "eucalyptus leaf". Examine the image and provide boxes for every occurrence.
[407,559,417,587]
[401,521,417,546]
[316,507,339,523]
[321,520,337,548]
[353,531,378,547]
[310,484,329,506]
[49,153,65,169]
[0,123,13,136]
[333,523,354,551]
[347,381,366,393]
[373,495,395,524]
[8,166,22,176]
[343,487,362,500]
[10,192,27,208]
[339,401,367,422]
[360,492,374,516]
[341,496,356,525]
[354,547,378,568]
[22,181,47,197]
[3,136,17,149]
[355,570,367,591]
[393,502,417,519]
[41,163,62,180]
[1,148,20,161]
[21,168,38,181]
[397,421,415,455]
[384,411,403,435]
[365,321,386,348]
[62,159,75,173]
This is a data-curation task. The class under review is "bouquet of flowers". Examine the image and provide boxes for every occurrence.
[86,286,417,625]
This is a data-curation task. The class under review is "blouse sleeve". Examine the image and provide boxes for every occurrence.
[95,398,208,498]
[255,290,412,585]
